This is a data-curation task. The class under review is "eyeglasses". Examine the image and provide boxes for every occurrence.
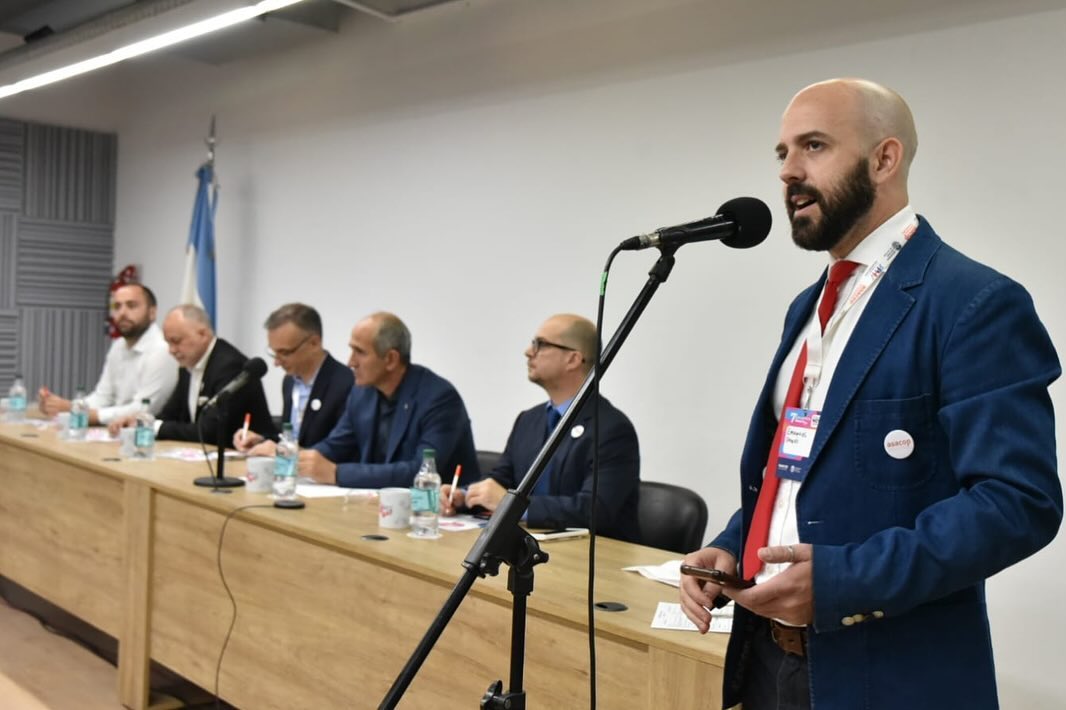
[268,334,312,360]
[529,337,579,356]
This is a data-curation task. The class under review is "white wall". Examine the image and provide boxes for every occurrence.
[4,0,1065,705]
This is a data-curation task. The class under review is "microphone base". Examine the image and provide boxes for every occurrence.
[193,475,245,488]
[274,498,305,510]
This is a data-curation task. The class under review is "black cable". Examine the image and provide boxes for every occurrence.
[587,244,622,709]
[213,504,272,709]
[197,415,217,479]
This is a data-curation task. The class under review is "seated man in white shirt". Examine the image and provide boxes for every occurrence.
[38,283,178,425]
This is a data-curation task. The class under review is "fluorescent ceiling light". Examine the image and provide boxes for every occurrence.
[0,0,307,100]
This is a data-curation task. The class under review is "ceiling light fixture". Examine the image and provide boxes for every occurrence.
[0,0,307,100]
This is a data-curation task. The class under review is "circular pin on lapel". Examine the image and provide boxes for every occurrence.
[310,398,322,411]
[571,424,584,438]
[883,429,914,460]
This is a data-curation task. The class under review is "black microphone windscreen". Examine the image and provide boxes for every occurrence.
[244,357,268,379]
[717,197,772,249]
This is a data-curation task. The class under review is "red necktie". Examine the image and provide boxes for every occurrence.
[742,260,860,579]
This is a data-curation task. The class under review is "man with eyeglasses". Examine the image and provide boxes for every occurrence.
[299,311,480,488]
[441,314,641,542]
[233,303,353,454]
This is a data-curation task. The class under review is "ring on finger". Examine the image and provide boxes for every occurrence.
[786,545,795,563]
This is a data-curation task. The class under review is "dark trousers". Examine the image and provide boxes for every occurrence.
[739,618,811,710]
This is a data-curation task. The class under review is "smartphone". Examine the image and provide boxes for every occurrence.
[679,564,755,588]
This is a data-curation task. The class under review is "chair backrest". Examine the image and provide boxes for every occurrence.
[637,480,708,554]
[476,450,502,478]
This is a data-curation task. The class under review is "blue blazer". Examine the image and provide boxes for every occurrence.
[278,352,353,448]
[488,394,641,542]
[710,219,1062,709]
[313,364,480,488]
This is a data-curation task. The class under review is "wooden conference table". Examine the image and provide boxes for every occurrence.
[0,424,727,709]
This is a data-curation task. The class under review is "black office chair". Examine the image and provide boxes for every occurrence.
[637,480,708,554]
[476,449,503,478]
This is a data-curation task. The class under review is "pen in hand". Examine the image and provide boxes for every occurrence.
[240,412,251,445]
[448,464,462,507]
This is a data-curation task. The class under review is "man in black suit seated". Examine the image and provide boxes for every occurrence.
[111,304,274,443]
[441,314,641,542]
[233,303,353,454]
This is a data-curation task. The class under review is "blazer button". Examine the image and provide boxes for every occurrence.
[851,613,866,624]
[872,610,885,619]
[841,616,855,627]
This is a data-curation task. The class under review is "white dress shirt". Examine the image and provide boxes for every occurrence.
[84,322,179,425]
[757,205,918,585]
[187,337,218,421]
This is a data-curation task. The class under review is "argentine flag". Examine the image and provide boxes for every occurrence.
[180,163,217,327]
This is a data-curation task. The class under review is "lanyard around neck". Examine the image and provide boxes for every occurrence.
[801,217,919,408]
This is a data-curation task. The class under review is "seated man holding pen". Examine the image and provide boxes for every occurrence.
[441,314,641,542]
[299,311,481,488]
[233,303,353,454]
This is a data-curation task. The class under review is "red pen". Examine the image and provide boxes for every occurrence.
[240,412,251,444]
[448,464,462,506]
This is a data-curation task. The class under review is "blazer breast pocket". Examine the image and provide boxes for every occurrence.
[853,394,938,491]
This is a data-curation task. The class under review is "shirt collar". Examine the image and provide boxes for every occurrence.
[190,337,218,375]
[547,397,575,416]
[128,322,161,355]
[833,204,918,268]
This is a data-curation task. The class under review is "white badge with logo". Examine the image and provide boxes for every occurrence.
[883,429,914,459]
[571,424,585,438]
[311,398,322,411]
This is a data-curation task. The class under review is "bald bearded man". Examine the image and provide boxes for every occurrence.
[678,79,1060,709]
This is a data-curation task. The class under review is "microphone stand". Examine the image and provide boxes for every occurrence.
[194,398,245,488]
[380,245,680,709]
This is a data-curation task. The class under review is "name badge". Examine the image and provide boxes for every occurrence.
[777,407,820,481]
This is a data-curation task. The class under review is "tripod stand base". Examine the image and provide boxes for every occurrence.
[193,476,245,488]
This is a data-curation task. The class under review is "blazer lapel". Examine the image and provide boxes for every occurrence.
[385,367,420,462]
[803,220,940,473]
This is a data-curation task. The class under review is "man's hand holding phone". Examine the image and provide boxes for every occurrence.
[678,547,741,634]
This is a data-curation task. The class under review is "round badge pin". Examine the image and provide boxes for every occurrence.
[310,398,322,411]
[571,424,584,438]
[883,429,914,460]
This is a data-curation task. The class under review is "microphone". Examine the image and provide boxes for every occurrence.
[200,357,268,411]
[619,196,772,251]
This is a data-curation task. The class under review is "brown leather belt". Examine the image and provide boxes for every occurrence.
[768,619,807,657]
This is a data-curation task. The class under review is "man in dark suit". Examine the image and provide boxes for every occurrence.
[233,303,352,453]
[300,312,480,488]
[111,304,274,444]
[441,314,641,542]
[678,79,1061,709]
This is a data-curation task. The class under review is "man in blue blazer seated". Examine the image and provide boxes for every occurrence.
[232,303,353,453]
[679,78,1061,710]
[299,311,480,489]
[440,314,641,542]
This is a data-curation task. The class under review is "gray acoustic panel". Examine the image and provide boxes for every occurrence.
[0,211,14,309]
[17,307,107,398]
[0,310,16,392]
[0,119,22,212]
[16,219,114,309]
[23,123,116,225]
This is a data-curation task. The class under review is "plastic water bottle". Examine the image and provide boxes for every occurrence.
[273,423,298,500]
[7,375,27,423]
[134,398,155,459]
[68,387,89,441]
[410,448,441,538]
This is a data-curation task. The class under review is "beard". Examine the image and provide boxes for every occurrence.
[117,317,151,340]
[787,158,876,252]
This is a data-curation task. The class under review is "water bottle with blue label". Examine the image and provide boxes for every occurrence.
[68,386,89,441]
[134,398,155,459]
[273,423,298,500]
[7,375,27,423]
[410,448,441,538]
